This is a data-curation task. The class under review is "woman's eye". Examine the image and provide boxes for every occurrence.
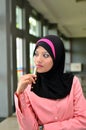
[43,53,50,58]
[34,51,50,58]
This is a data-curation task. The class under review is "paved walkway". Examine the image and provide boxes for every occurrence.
[0,113,19,130]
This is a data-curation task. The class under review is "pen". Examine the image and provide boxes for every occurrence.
[33,66,36,74]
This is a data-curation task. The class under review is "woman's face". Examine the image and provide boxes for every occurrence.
[34,46,53,73]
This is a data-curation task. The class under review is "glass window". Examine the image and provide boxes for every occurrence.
[62,39,71,72]
[48,29,58,35]
[63,40,71,50]
[43,25,48,36]
[29,16,41,37]
[29,43,35,73]
[65,52,71,72]
[16,38,23,80]
[16,6,23,29]
[65,52,71,63]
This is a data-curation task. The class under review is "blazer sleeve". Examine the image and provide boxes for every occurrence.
[14,90,38,130]
[44,77,86,130]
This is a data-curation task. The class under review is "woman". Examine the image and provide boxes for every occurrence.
[14,35,86,130]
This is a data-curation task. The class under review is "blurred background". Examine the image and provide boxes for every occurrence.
[0,0,86,121]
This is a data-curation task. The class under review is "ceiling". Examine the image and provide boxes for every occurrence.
[28,0,86,38]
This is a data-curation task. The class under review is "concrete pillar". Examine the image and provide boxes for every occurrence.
[0,0,12,117]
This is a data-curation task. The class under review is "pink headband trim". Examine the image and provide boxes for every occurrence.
[37,38,56,58]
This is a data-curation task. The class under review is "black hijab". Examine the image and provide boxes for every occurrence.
[31,35,74,99]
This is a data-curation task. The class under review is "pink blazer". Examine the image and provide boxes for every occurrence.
[14,76,86,130]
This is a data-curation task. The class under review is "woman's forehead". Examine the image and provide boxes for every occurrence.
[36,46,48,52]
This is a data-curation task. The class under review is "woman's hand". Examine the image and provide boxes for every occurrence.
[16,74,37,95]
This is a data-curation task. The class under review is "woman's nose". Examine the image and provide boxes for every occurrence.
[37,55,42,62]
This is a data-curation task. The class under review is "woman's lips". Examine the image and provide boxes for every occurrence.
[36,64,43,68]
